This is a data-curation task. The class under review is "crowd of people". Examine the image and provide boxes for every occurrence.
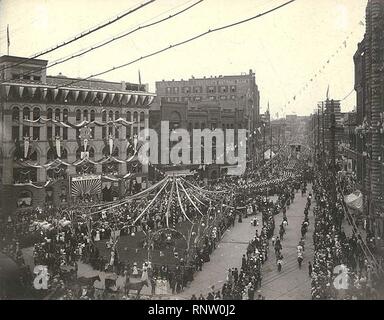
[311,169,382,300]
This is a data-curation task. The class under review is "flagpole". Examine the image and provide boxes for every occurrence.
[7,24,10,55]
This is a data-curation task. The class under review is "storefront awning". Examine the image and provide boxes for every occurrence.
[344,190,363,213]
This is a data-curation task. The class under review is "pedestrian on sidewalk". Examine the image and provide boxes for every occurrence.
[271,235,276,247]
[308,261,313,277]
[298,252,303,269]
[277,257,283,272]
[299,238,305,251]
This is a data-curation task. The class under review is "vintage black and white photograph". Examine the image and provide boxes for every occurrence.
[0,0,383,304]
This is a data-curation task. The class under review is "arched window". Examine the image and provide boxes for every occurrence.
[29,150,38,161]
[115,111,120,120]
[75,109,81,122]
[63,109,69,122]
[108,111,113,121]
[47,147,68,161]
[133,111,138,122]
[140,111,145,123]
[12,107,19,121]
[83,109,88,121]
[23,107,30,120]
[55,108,60,121]
[126,111,131,122]
[102,110,107,122]
[47,108,53,119]
[90,110,95,121]
[33,107,40,120]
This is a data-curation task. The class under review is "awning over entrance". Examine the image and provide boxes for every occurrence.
[344,190,363,213]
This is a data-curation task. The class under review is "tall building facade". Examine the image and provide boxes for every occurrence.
[149,100,247,180]
[0,55,155,215]
[155,70,260,164]
[352,0,384,244]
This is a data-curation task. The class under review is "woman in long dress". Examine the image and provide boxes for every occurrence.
[95,230,100,242]
[141,262,149,282]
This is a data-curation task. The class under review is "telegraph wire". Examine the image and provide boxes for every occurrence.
[55,0,297,89]
[0,0,156,73]
[341,88,355,101]
[2,0,204,81]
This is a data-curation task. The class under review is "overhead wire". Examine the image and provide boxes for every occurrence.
[0,0,157,73]
[54,0,297,89]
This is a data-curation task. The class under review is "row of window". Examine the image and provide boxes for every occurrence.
[187,123,236,130]
[11,107,146,123]
[11,73,41,81]
[14,145,135,162]
[12,124,144,141]
[165,95,237,103]
[165,85,237,95]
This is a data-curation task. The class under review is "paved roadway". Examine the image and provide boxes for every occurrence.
[260,185,315,300]
[174,186,315,300]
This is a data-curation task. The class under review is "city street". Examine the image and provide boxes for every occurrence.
[260,186,314,300]
[175,186,315,300]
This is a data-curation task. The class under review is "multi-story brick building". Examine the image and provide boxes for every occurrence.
[155,70,260,164]
[0,55,155,215]
[149,100,247,180]
[351,0,384,243]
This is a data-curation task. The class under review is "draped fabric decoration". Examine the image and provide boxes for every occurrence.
[178,179,204,216]
[23,117,135,128]
[13,180,52,189]
[23,136,30,159]
[165,179,175,228]
[133,135,138,151]
[102,175,120,182]
[71,175,102,198]
[109,135,114,155]
[55,137,61,158]
[18,153,138,170]
[175,178,192,223]
[84,139,88,153]
[132,179,170,224]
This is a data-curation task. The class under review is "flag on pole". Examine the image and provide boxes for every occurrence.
[326,85,330,100]
[7,24,10,55]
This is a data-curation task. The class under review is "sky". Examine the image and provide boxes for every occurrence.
[0,0,368,117]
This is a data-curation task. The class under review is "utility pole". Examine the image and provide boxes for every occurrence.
[270,122,273,173]
[322,102,325,168]
[329,99,338,229]
[317,107,320,163]
[263,123,266,161]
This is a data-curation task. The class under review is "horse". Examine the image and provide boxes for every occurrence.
[125,279,149,297]
[77,275,101,287]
